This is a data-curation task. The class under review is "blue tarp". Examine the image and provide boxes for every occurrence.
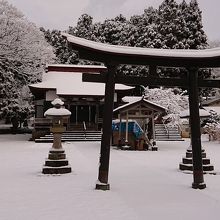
[112,121,143,139]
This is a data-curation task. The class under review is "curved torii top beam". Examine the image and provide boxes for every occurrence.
[63,33,220,68]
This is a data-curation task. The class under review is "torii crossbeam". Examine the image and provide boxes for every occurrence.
[63,33,220,190]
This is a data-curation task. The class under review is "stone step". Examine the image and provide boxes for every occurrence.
[182,157,211,165]
[155,133,181,136]
[156,139,183,141]
[155,123,182,141]
[155,130,179,133]
[43,135,102,138]
[35,131,102,143]
[179,163,214,172]
[42,165,72,174]
[35,137,101,143]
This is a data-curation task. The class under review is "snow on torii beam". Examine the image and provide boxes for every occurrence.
[63,33,220,88]
[63,33,220,68]
[63,33,219,191]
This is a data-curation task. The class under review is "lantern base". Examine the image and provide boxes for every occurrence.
[42,149,71,174]
[42,166,71,174]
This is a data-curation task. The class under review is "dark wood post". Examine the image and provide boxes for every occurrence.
[95,103,99,130]
[149,65,157,77]
[96,64,116,190]
[188,67,206,189]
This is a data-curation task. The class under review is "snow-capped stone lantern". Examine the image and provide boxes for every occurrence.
[42,98,72,174]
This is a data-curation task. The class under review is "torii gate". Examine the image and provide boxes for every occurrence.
[63,33,220,190]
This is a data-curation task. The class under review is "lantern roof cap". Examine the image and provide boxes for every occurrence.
[51,98,64,106]
[44,98,71,117]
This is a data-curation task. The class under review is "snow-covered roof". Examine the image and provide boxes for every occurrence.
[204,106,220,115]
[46,64,107,70]
[114,97,166,113]
[180,109,210,118]
[202,97,220,106]
[63,33,220,68]
[122,96,143,103]
[121,96,167,110]
[29,71,134,96]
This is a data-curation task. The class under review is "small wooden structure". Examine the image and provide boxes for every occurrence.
[63,33,220,190]
[113,97,166,149]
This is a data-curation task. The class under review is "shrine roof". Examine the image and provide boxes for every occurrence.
[63,33,220,68]
[180,108,210,118]
[204,106,220,115]
[113,97,166,113]
[46,64,107,73]
[29,65,133,96]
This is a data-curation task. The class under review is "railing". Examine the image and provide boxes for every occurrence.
[83,121,86,139]
[162,120,170,139]
[34,118,52,129]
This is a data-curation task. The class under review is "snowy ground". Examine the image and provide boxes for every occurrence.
[0,134,220,220]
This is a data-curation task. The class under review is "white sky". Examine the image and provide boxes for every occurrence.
[7,0,220,41]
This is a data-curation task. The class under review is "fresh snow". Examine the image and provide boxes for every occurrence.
[122,96,144,103]
[30,71,134,96]
[44,107,71,116]
[180,109,210,118]
[114,96,166,112]
[204,106,220,115]
[63,33,220,58]
[0,134,220,220]
[51,98,64,106]
[46,63,107,70]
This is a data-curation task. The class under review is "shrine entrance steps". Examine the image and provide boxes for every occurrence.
[35,131,102,143]
[155,123,183,141]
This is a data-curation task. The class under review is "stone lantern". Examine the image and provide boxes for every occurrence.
[42,98,72,174]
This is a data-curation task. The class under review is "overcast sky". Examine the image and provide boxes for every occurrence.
[7,0,220,41]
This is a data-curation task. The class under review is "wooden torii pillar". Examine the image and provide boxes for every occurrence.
[63,33,220,190]
[188,67,205,189]
[96,63,117,190]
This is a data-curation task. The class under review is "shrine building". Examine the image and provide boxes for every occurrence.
[29,64,134,138]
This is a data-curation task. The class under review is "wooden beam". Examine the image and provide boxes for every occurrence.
[198,79,220,88]
[116,76,188,87]
[120,115,152,119]
[82,73,106,83]
[64,34,220,68]
[82,73,220,88]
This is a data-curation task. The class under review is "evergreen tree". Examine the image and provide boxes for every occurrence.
[40,28,78,64]
[94,14,133,46]
[134,7,161,49]
[156,0,180,49]
[69,14,94,40]
[42,0,210,79]
[184,0,208,49]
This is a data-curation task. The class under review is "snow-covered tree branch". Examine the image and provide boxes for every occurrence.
[0,0,55,120]
[144,87,189,126]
